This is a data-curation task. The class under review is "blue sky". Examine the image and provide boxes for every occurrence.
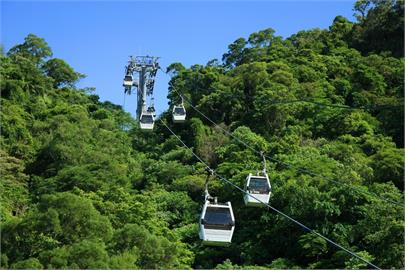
[2,1,356,117]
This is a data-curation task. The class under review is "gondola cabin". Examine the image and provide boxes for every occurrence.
[123,75,133,87]
[199,200,235,246]
[244,173,271,206]
[139,111,154,131]
[172,105,186,123]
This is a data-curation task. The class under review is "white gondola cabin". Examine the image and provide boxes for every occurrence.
[199,200,235,246]
[244,173,271,206]
[123,75,133,87]
[139,111,154,131]
[172,105,186,123]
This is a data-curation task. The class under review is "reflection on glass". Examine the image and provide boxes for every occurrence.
[204,207,232,225]
[249,177,269,193]
[140,114,154,123]
[174,107,185,115]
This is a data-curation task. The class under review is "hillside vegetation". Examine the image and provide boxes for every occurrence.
[1,0,404,269]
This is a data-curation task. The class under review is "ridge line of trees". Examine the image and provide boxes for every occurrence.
[1,0,403,268]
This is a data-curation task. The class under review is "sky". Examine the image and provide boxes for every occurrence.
[1,0,356,117]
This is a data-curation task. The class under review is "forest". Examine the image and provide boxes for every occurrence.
[0,0,404,269]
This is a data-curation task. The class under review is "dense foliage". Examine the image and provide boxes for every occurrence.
[1,1,404,269]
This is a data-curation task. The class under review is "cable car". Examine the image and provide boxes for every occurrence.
[244,173,271,206]
[123,75,133,87]
[199,200,235,246]
[172,105,186,123]
[139,111,154,131]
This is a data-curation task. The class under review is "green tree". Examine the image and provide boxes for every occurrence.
[0,150,29,221]
[11,258,43,269]
[43,58,84,88]
[222,38,247,68]
[8,34,52,65]
[352,0,404,57]
[68,240,109,269]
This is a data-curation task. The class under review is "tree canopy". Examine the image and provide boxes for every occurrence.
[1,1,404,268]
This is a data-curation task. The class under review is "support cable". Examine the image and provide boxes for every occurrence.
[162,76,404,208]
[159,119,382,270]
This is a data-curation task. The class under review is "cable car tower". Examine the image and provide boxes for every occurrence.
[123,56,160,131]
